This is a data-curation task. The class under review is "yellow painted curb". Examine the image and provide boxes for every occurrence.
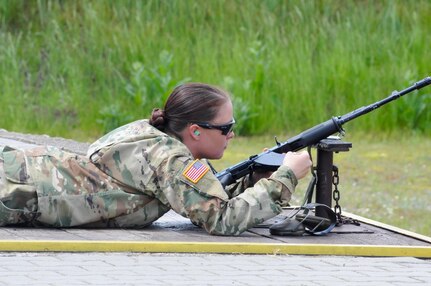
[0,240,430,258]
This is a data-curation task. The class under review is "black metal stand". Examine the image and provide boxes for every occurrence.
[313,137,352,218]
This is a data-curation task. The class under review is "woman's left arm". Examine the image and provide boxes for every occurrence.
[158,157,297,236]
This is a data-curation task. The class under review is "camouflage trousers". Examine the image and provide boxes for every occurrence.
[0,156,39,226]
[0,147,170,228]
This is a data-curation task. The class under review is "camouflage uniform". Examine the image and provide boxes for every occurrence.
[0,120,297,235]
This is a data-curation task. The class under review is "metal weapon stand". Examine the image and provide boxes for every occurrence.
[308,137,359,226]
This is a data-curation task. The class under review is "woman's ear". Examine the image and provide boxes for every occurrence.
[189,124,201,140]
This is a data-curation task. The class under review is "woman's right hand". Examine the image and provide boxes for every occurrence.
[282,151,312,180]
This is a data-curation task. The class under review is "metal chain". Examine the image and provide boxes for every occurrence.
[332,165,360,226]
[332,166,342,224]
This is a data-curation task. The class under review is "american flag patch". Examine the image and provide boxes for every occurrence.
[183,159,209,183]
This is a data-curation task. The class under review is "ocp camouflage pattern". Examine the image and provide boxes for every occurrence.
[0,120,297,235]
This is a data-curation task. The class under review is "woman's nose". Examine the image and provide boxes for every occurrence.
[227,131,235,140]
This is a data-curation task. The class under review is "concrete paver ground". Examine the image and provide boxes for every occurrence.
[0,252,430,286]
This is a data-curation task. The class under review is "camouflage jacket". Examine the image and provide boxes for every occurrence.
[0,120,297,235]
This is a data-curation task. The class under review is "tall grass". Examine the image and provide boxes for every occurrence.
[0,0,430,140]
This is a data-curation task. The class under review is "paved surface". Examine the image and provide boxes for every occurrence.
[0,252,430,285]
[0,130,430,285]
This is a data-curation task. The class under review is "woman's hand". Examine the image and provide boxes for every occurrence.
[282,151,312,180]
[250,150,311,185]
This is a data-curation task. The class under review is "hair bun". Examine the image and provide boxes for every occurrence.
[149,108,166,130]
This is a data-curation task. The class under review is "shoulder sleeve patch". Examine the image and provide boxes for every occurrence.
[182,159,210,183]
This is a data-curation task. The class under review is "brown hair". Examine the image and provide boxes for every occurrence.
[149,83,230,139]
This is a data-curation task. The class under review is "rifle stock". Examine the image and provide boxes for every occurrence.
[216,77,431,187]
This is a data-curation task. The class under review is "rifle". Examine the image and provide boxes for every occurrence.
[217,77,431,187]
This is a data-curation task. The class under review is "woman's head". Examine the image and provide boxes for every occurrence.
[150,82,235,159]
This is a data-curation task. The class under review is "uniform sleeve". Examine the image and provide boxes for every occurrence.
[157,157,298,236]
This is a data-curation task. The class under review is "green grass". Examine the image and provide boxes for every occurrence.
[212,133,431,237]
[1,0,431,139]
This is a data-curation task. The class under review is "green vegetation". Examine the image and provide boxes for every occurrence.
[0,1,430,236]
[1,0,430,139]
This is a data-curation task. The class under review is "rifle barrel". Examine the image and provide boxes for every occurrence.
[339,77,431,124]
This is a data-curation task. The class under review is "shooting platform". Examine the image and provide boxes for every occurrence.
[0,130,430,258]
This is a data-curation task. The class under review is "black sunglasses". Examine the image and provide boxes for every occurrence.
[194,119,236,135]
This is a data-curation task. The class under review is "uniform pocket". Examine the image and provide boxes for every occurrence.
[1,148,33,184]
